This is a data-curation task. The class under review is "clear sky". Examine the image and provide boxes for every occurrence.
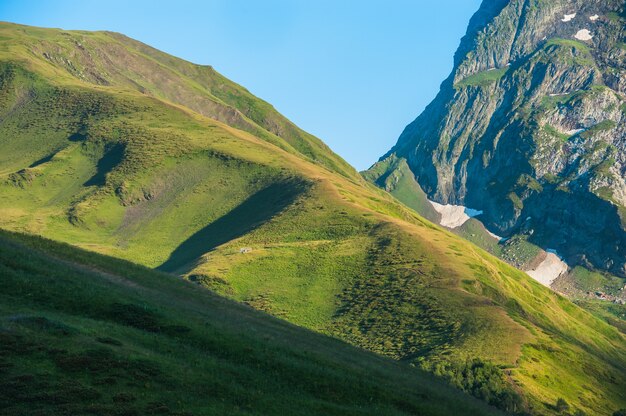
[0,0,481,170]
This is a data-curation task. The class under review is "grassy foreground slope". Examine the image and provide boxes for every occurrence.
[0,22,625,415]
[0,230,505,416]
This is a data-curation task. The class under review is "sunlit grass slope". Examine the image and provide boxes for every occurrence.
[0,22,356,179]
[0,22,625,415]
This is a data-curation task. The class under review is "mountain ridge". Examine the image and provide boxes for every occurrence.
[368,0,626,280]
[0,21,357,180]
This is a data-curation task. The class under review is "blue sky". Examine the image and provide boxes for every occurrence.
[0,0,481,170]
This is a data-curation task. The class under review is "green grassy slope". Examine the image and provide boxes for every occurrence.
[0,22,356,180]
[0,22,625,415]
[362,155,440,224]
[0,229,505,416]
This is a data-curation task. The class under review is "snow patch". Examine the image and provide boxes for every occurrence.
[525,251,568,287]
[562,13,576,22]
[589,14,599,21]
[549,89,582,97]
[430,201,483,229]
[565,128,584,135]
[574,29,593,41]
[486,229,506,242]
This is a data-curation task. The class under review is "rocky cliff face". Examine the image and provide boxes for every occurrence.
[369,0,626,277]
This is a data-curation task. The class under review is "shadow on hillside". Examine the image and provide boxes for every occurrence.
[84,143,125,187]
[29,152,56,168]
[157,179,308,274]
[524,187,626,277]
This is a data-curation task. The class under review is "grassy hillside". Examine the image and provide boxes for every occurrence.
[0,22,356,180]
[0,22,625,415]
[0,229,505,416]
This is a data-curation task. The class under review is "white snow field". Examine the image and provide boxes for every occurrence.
[562,13,576,22]
[525,251,569,287]
[575,29,594,41]
[429,201,483,228]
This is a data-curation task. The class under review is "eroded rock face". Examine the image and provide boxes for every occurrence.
[370,0,626,276]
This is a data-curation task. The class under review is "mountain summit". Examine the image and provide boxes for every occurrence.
[367,0,626,278]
